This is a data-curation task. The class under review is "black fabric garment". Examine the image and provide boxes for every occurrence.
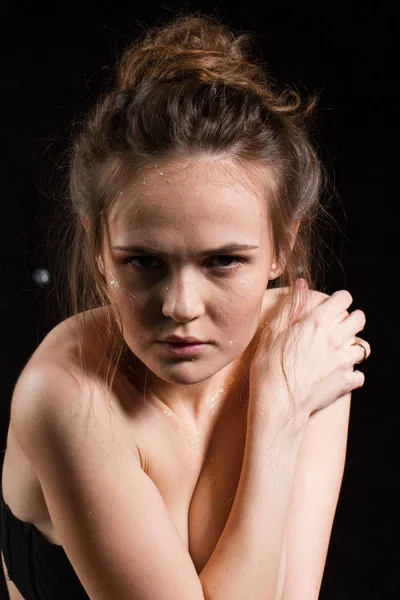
[0,457,90,600]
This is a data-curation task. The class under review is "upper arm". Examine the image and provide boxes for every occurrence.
[279,393,352,600]
[11,366,206,600]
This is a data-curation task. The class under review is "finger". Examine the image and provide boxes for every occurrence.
[314,289,354,320]
[352,369,366,388]
[334,309,349,324]
[337,308,366,339]
[351,337,371,363]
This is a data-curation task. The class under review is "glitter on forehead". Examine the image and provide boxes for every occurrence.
[107,157,268,230]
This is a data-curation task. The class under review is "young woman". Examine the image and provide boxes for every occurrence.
[0,12,370,600]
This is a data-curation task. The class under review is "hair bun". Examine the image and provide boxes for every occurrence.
[116,14,266,92]
[115,14,312,119]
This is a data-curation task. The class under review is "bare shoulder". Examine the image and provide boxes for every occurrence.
[10,353,96,451]
[11,308,114,409]
[24,306,109,370]
[10,307,144,471]
[262,286,330,318]
[10,309,103,431]
[8,319,205,599]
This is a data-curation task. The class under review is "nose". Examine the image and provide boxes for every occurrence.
[161,272,205,323]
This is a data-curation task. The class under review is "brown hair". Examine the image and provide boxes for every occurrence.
[49,11,335,424]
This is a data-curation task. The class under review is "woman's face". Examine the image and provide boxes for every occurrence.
[100,157,279,390]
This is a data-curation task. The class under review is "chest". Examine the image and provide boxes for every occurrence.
[3,377,248,579]
[136,402,248,574]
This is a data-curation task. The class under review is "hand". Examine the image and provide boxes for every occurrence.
[248,279,370,427]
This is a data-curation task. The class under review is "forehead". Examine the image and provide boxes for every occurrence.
[108,157,269,241]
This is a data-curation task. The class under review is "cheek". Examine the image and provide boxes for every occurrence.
[219,289,264,342]
[106,274,141,309]
[226,277,265,314]
[105,287,148,341]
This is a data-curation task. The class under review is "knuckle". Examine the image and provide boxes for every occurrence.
[317,291,329,300]
[329,289,353,308]
[331,289,352,304]
[311,290,329,307]
[312,312,326,329]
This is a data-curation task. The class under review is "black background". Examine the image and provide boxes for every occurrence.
[0,1,397,599]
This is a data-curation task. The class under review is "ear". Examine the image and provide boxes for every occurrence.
[268,220,301,281]
[82,217,89,231]
[96,254,106,277]
[268,259,284,281]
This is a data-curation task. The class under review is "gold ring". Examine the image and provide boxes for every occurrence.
[353,342,368,364]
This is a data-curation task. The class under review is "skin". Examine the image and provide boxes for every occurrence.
[93,156,293,433]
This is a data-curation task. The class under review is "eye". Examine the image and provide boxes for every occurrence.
[129,256,163,269]
[207,255,245,269]
[127,255,245,271]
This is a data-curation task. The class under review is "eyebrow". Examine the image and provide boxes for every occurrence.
[111,243,259,257]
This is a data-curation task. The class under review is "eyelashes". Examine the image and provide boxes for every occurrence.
[127,255,246,271]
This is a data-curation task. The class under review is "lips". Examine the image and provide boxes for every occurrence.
[160,335,204,344]
[157,340,208,356]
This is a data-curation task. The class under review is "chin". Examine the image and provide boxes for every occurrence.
[152,362,221,386]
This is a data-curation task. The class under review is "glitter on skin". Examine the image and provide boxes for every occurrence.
[101,157,280,431]
[191,386,225,454]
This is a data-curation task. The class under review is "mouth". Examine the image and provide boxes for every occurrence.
[157,341,209,356]
[159,335,205,344]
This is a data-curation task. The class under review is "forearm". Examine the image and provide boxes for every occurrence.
[199,400,306,600]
